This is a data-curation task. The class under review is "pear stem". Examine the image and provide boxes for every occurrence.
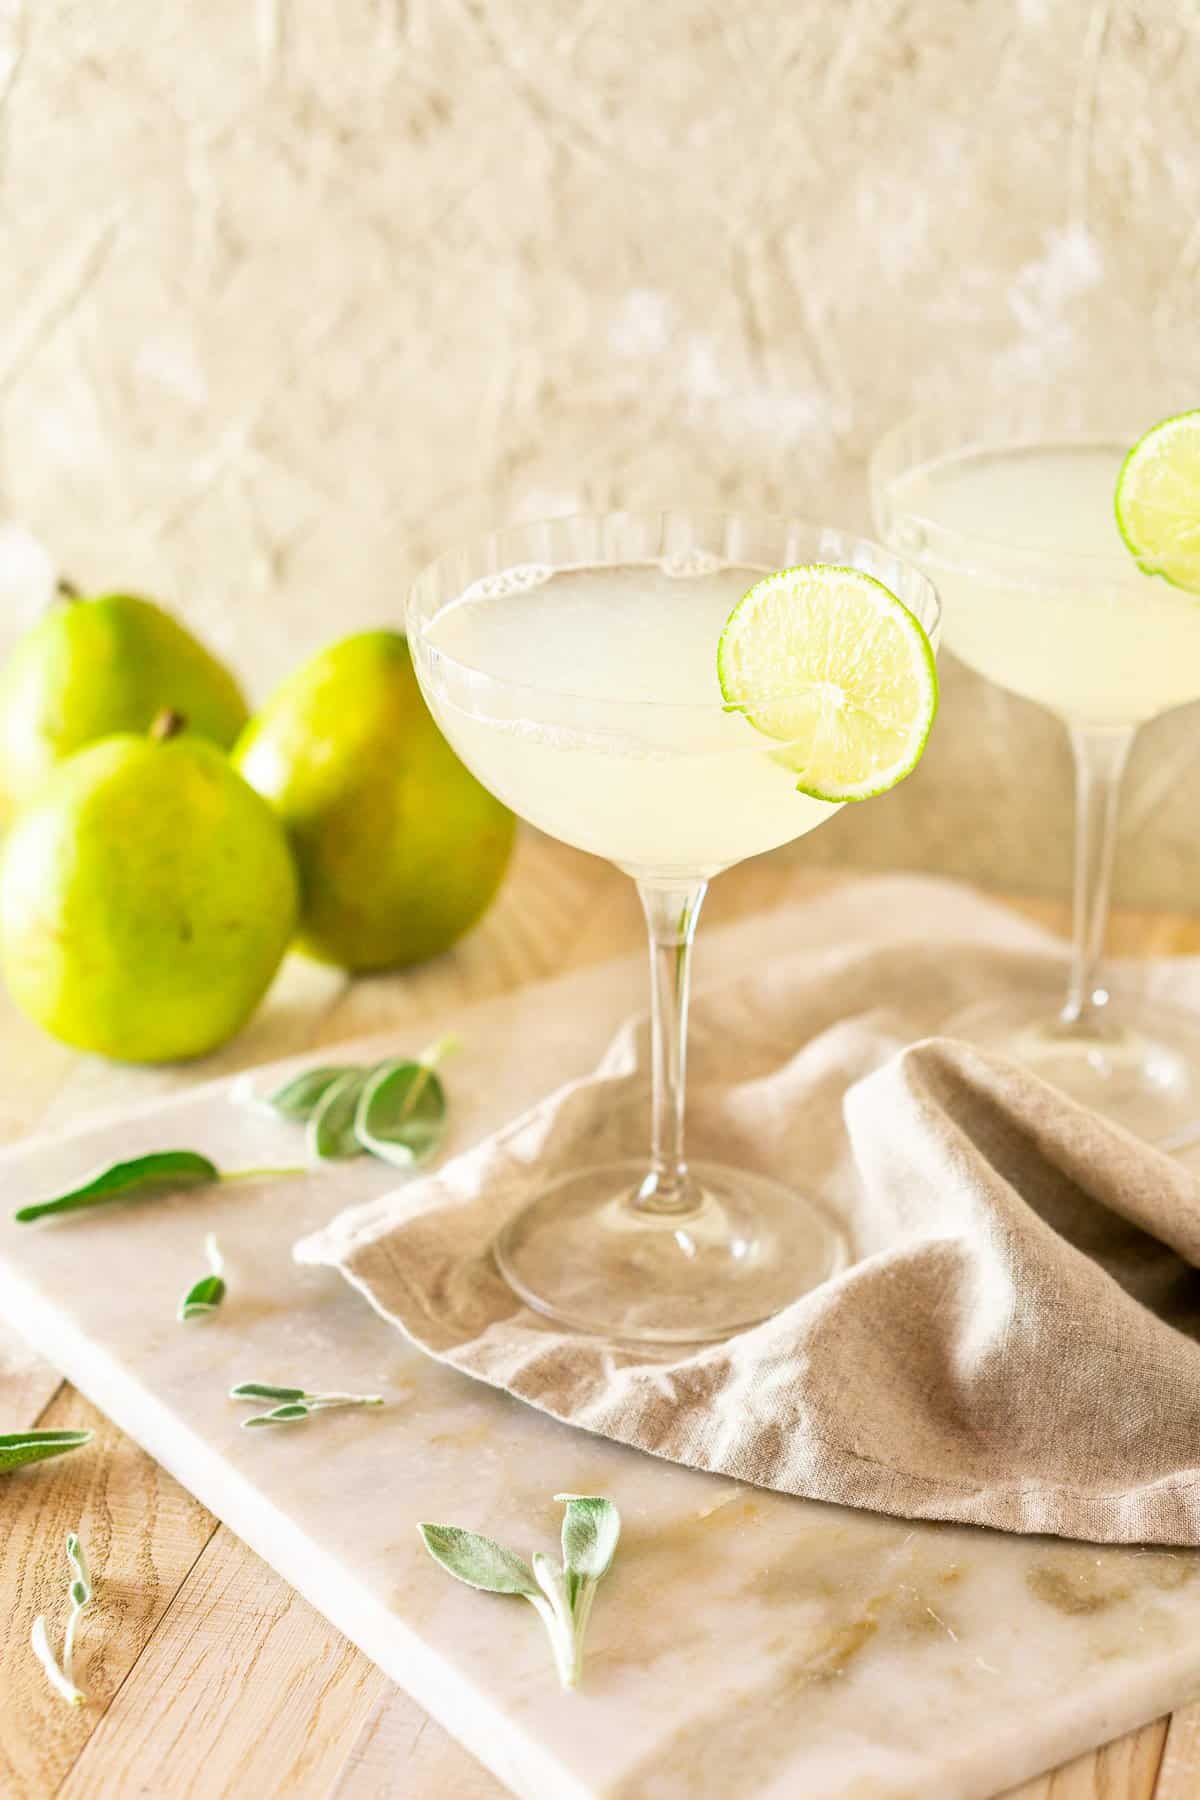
[151,708,187,742]
[55,578,82,603]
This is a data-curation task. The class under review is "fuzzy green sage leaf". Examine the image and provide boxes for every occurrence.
[237,1039,458,1169]
[264,1066,348,1121]
[0,1429,93,1472]
[308,1069,369,1162]
[557,1492,620,1612]
[418,1525,539,1597]
[178,1233,226,1322]
[556,1494,619,1675]
[231,1381,384,1429]
[419,1494,620,1690]
[66,1533,91,1610]
[14,1152,218,1224]
[229,1382,306,1403]
[355,1057,447,1168]
[243,1403,312,1426]
[16,1155,306,1225]
[178,1274,225,1321]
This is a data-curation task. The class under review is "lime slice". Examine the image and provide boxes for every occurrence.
[717,565,938,803]
[1115,410,1200,593]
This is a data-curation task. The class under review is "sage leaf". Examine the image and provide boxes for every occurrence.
[178,1274,225,1321]
[265,1066,347,1121]
[229,1382,306,1403]
[355,1059,447,1168]
[554,1495,620,1678]
[419,1495,620,1691]
[15,1151,218,1224]
[557,1493,621,1596]
[418,1525,539,1597]
[243,1404,311,1427]
[66,1533,89,1584]
[178,1233,226,1322]
[66,1533,91,1612]
[0,1430,93,1472]
[308,1069,369,1162]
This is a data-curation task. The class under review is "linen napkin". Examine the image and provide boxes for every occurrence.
[296,926,1200,1546]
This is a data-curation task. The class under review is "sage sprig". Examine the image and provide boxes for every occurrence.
[0,1429,93,1472]
[248,1037,457,1169]
[17,1040,457,1225]
[419,1494,620,1690]
[178,1233,226,1322]
[14,1154,306,1224]
[31,1532,93,1706]
[229,1380,385,1429]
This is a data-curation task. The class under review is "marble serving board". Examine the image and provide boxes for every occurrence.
[4,880,1200,1800]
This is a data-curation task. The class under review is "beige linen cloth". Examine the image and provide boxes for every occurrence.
[296,885,1200,1547]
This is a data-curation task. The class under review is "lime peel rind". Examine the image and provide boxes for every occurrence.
[717,564,938,804]
[1115,410,1200,596]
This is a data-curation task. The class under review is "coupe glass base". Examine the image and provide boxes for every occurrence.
[947,988,1200,1150]
[494,1158,848,1344]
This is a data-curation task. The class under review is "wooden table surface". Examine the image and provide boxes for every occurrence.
[3,832,1200,1800]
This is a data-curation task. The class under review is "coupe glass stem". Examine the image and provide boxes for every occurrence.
[1060,723,1135,1034]
[635,878,708,1215]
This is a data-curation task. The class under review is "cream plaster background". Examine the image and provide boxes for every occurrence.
[0,0,1199,901]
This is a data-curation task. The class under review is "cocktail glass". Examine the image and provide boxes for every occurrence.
[872,397,1200,1144]
[406,510,939,1343]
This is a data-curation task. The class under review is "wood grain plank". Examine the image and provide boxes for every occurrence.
[0,1387,214,1800]
[60,1530,393,1800]
[330,1684,503,1799]
[1153,1700,1200,1800]
[1003,1716,1167,1798]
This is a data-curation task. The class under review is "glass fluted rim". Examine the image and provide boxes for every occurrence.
[404,507,940,714]
[869,395,1177,585]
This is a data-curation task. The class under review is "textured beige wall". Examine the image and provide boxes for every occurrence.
[2,1,1199,901]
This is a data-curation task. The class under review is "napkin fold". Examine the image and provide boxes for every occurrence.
[296,931,1200,1546]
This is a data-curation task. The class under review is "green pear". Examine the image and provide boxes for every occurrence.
[0,712,298,1061]
[234,631,515,972]
[0,590,248,817]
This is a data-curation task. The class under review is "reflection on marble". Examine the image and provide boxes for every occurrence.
[3,886,1200,1799]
